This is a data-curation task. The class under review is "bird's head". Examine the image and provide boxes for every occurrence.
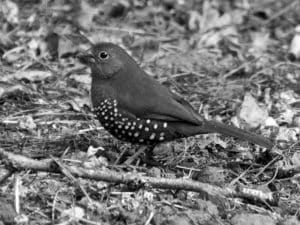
[77,42,132,79]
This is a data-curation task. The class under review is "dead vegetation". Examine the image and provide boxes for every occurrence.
[0,0,300,224]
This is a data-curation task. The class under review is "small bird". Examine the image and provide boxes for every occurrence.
[77,42,273,151]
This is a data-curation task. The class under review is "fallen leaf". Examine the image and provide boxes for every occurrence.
[2,46,25,63]
[14,70,52,82]
[0,31,13,47]
[77,0,100,30]
[19,116,37,132]
[238,92,269,128]
[264,117,278,127]
[291,152,300,167]
[61,206,85,221]
[289,25,300,60]
[231,213,276,225]
[249,30,270,56]
[0,84,29,99]
[1,0,19,24]
[276,127,299,142]
[277,108,295,125]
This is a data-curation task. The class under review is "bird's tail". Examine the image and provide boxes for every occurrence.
[201,120,273,148]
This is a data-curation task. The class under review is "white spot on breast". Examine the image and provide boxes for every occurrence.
[145,127,149,132]
[146,119,151,124]
[163,122,168,128]
[139,139,144,143]
[110,117,114,121]
[101,112,105,116]
[104,116,108,120]
[118,125,122,129]
[121,130,125,134]
[114,108,118,113]
[149,133,156,140]
[138,124,143,129]
[159,132,165,141]
[128,132,132,136]
[131,126,135,130]
[104,123,109,127]
[124,125,129,129]
[153,124,158,129]
[134,132,139,137]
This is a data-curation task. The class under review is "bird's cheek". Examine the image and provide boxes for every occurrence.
[101,63,122,78]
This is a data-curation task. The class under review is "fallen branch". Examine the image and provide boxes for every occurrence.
[0,148,277,205]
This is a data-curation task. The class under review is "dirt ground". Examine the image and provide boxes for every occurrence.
[0,0,300,224]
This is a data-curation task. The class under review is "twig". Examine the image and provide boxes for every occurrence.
[262,1,298,26]
[14,174,21,214]
[222,58,259,79]
[144,211,154,225]
[95,26,156,36]
[254,155,280,178]
[229,166,252,186]
[0,169,14,185]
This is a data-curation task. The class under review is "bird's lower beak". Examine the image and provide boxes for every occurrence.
[76,51,96,64]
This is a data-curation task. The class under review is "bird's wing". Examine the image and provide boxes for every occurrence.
[115,74,204,125]
[145,90,204,124]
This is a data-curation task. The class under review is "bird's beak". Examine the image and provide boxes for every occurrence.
[76,50,96,64]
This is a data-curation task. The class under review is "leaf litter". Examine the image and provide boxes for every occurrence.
[0,0,300,224]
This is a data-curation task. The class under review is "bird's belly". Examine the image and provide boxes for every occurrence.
[94,99,177,144]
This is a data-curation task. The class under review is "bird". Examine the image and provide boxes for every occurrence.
[77,42,273,153]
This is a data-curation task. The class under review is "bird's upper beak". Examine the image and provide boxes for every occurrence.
[76,50,96,64]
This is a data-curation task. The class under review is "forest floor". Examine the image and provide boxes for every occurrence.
[0,0,300,224]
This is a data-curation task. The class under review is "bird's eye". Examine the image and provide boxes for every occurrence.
[99,51,109,60]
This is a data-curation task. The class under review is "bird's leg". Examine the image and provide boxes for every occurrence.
[124,146,148,165]
[144,144,156,161]
[142,144,161,166]
[124,144,158,166]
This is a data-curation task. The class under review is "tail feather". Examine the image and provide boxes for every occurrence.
[201,120,273,148]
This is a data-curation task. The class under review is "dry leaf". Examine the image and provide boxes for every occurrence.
[19,116,37,132]
[276,127,299,142]
[249,31,270,55]
[1,0,19,24]
[289,25,300,60]
[231,213,276,225]
[238,93,269,128]
[14,70,52,82]
[77,0,100,30]
[0,84,29,99]
[61,206,85,221]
